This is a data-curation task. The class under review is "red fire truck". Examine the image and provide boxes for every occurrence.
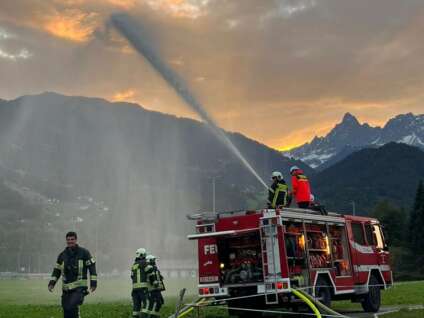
[188,208,392,316]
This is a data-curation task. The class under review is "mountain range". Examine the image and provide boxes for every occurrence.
[0,92,308,271]
[0,92,309,204]
[283,112,424,169]
[312,142,424,213]
[0,92,423,272]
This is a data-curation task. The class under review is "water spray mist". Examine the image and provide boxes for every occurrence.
[110,13,268,190]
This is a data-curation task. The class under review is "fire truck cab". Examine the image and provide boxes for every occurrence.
[188,208,392,315]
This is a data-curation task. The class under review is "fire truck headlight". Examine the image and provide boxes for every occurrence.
[220,263,225,269]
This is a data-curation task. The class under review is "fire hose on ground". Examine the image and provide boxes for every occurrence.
[294,288,348,317]
[291,288,322,318]
[174,298,207,318]
[169,287,348,318]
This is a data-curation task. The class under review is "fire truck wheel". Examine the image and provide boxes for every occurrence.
[315,276,332,308]
[361,275,381,313]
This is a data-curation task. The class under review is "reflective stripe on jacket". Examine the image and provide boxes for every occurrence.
[291,170,311,203]
[131,261,148,290]
[147,265,165,291]
[49,245,97,291]
[268,181,289,208]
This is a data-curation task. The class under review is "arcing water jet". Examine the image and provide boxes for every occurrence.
[110,13,268,190]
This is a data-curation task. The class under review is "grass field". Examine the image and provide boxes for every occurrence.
[331,280,424,311]
[0,279,423,317]
[0,277,198,305]
[383,308,424,318]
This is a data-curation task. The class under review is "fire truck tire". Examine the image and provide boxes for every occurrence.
[361,276,381,313]
[314,276,332,308]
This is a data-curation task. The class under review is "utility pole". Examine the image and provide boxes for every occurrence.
[352,201,356,216]
[95,204,109,259]
[95,213,99,258]
[18,219,25,272]
[212,177,216,213]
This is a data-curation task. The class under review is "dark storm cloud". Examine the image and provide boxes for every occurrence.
[0,0,423,149]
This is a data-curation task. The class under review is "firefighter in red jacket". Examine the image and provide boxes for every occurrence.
[290,166,311,209]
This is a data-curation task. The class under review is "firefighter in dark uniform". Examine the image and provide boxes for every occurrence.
[131,248,149,318]
[48,231,97,318]
[145,255,165,317]
[267,171,290,209]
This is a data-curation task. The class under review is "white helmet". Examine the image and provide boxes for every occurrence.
[135,248,147,258]
[290,166,300,174]
[146,254,156,263]
[271,171,283,180]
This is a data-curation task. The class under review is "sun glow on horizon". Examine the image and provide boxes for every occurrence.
[111,89,137,102]
[277,144,301,152]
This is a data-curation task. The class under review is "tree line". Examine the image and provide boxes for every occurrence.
[371,180,424,279]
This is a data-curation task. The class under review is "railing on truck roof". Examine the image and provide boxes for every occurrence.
[187,207,342,222]
[186,209,255,221]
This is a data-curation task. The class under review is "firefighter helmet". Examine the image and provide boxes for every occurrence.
[290,166,300,174]
[271,171,283,180]
[146,254,156,263]
[135,248,147,258]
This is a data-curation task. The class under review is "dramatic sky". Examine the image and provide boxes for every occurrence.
[0,0,423,150]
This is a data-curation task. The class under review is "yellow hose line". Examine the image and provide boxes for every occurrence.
[296,288,345,317]
[177,298,206,318]
[291,289,322,318]
[176,306,193,318]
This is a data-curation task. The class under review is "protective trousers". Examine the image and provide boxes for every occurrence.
[297,201,310,209]
[61,289,84,318]
[132,288,148,318]
[145,290,164,317]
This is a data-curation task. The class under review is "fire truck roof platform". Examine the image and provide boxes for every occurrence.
[187,207,379,223]
[187,207,343,222]
[187,208,381,240]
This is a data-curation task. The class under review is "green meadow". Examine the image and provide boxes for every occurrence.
[0,279,423,317]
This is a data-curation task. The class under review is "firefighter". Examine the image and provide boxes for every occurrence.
[145,255,165,317]
[290,166,312,208]
[267,171,289,209]
[48,231,97,318]
[131,248,149,318]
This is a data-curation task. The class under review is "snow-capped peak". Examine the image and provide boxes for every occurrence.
[282,112,424,169]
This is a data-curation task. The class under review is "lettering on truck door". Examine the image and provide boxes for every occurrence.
[198,238,220,283]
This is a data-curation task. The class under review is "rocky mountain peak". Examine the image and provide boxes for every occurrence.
[341,112,360,125]
[283,112,424,169]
